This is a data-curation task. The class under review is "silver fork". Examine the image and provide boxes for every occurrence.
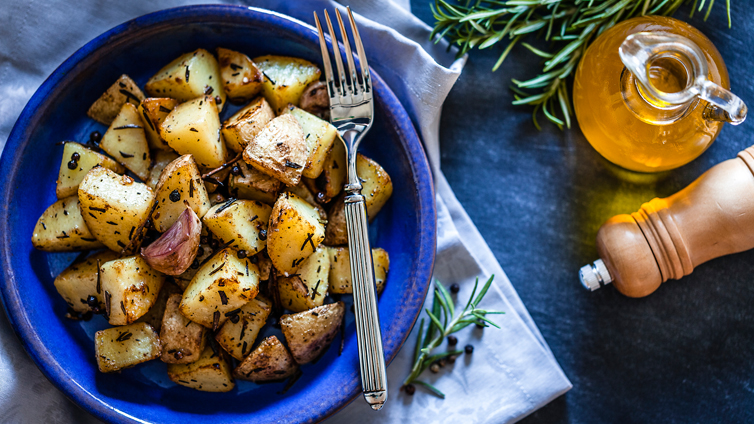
[314,7,387,411]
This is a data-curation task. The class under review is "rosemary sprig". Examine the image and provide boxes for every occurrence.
[431,0,732,129]
[403,275,504,397]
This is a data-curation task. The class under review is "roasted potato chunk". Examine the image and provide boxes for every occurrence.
[32,196,104,251]
[254,55,321,113]
[146,150,179,190]
[152,155,210,232]
[278,246,329,312]
[255,250,272,281]
[299,81,330,118]
[100,255,165,325]
[167,345,234,392]
[78,167,154,253]
[229,160,282,205]
[233,335,298,382]
[161,293,208,364]
[327,246,389,294]
[54,250,119,313]
[136,281,181,333]
[145,49,226,111]
[139,97,179,151]
[281,104,338,179]
[174,244,212,290]
[215,295,272,360]
[217,48,264,104]
[100,103,151,180]
[268,192,326,275]
[221,97,275,153]
[202,199,272,256]
[324,195,347,246]
[87,74,145,125]
[179,248,260,329]
[95,322,161,373]
[160,95,227,169]
[56,141,125,199]
[304,137,346,204]
[281,301,345,364]
[243,114,307,186]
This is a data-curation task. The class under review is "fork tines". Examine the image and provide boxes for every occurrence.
[313,7,370,99]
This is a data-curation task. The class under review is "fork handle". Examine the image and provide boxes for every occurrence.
[344,193,388,410]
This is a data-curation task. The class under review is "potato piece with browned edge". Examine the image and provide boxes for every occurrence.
[304,137,346,204]
[95,322,161,373]
[215,295,271,360]
[268,192,326,275]
[160,95,227,169]
[229,160,282,205]
[281,104,338,179]
[152,155,210,232]
[233,335,298,382]
[167,344,234,392]
[78,167,154,253]
[327,246,389,294]
[281,301,345,364]
[100,103,151,180]
[278,246,329,312]
[255,250,272,281]
[32,196,104,252]
[145,49,226,111]
[221,97,275,153]
[174,243,212,291]
[254,55,321,113]
[54,250,119,313]
[87,74,145,125]
[285,183,326,220]
[202,199,272,257]
[217,48,264,104]
[146,150,180,190]
[100,255,165,325]
[57,141,125,199]
[179,248,260,329]
[243,114,307,186]
[136,280,181,333]
[160,293,207,364]
[139,97,179,151]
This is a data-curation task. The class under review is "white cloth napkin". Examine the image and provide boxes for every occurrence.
[0,1,572,423]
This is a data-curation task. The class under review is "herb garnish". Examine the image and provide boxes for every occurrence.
[114,124,142,130]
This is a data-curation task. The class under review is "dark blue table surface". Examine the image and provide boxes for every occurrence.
[410,1,754,423]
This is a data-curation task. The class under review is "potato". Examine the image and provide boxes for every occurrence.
[280,301,345,364]
[174,244,212,290]
[95,322,161,373]
[179,248,260,329]
[278,246,329,312]
[145,49,226,111]
[202,199,272,256]
[56,141,125,199]
[221,97,275,153]
[32,196,104,251]
[146,150,179,190]
[254,55,321,113]
[87,74,145,125]
[136,280,181,333]
[255,250,272,281]
[215,295,272,360]
[160,95,227,169]
[324,195,347,246]
[139,97,179,151]
[54,250,119,313]
[100,103,151,180]
[228,160,282,205]
[233,335,298,382]
[160,293,207,364]
[78,167,154,253]
[243,114,307,186]
[268,192,326,275]
[100,255,165,325]
[167,345,234,392]
[304,137,346,204]
[299,80,330,118]
[281,104,338,179]
[285,183,326,220]
[327,246,389,294]
[217,47,264,104]
[152,155,210,232]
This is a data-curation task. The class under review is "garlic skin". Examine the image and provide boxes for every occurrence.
[141,207,201,275]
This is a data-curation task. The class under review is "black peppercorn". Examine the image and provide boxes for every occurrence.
[404,384,416,395]
[464,344,474,354]
[447,335,458,346]
[237,250,247,259]
[230,165,241,176]
[174,351,184,360]
[258,229,267,241]
[169,189,181,202]
[210,238,219,249]
[196,246,204,257]
[447,355,457,364]
[71,152,80,161]
[450,283,460,294]
[86,295,98,307]
[90,131,102,142]
[67,160,78,170]
[191,259,200,269]
[229,314,240,324]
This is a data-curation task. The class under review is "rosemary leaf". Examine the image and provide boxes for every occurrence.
[414,380,447,398]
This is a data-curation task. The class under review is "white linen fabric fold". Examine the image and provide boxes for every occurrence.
[0,0,571,423]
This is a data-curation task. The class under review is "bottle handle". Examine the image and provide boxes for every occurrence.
[619,32,747,125]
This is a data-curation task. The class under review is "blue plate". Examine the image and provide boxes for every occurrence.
[0,5,435,424]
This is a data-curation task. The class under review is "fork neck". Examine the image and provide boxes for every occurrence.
[342,129,364,198]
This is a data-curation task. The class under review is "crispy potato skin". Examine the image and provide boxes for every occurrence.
[95,323,161,373]
[100,103,151,180]
[281,104,338,179]
[167,345,235,392]
[278,246,329,312]
[87,74,145,125]
[215,295,271,360]
[327,246,389,294]
[267,192,326,275]
[202,199,272,256]
[139,97,179,151]
[222,97,275,153]
[233,335,298,382]
[152,154,210,232]
[160,294,207,364]
[136,281,181,333]
[100,255,165,326]
[54,250,119,313]
[243,114,307,186]
[145,48,226,111]
[56,142,125,199]
[32,196,104,252]
[229,160,282,205]
[254,55,322,113]
[217,48,264,104]
[280,301,345,364]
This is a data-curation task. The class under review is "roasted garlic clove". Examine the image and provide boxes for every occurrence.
[141,207,202,275]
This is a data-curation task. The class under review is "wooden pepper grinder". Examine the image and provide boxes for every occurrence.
[580,145,754,297]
